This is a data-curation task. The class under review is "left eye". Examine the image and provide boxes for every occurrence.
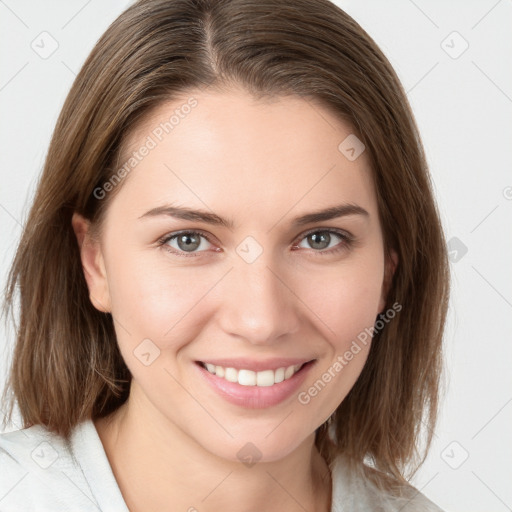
[296,230,347,251]
[162,231,213,254]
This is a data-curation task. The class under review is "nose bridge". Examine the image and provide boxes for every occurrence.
[218,251,300,344]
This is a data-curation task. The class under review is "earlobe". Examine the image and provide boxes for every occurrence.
[71,212,111,313]
[378,249,399,313]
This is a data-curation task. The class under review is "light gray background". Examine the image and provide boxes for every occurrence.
[1,1,511,511]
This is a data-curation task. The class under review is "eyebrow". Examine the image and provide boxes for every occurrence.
[138,203,369,229]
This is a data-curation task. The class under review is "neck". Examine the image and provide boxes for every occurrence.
[95,386,332,512]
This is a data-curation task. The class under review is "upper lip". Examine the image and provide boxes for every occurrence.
[197,358,315,372]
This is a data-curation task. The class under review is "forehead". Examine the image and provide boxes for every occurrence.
[111,88,378,227]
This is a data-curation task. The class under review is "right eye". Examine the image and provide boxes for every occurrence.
[158,230,217,257]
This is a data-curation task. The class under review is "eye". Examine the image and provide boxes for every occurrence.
[294,229,353,255]
[158,230,216,257]
[157,228,353,258]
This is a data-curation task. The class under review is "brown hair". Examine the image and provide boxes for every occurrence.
[2,0,449,487]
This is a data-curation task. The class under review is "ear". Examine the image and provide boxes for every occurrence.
[71,212,111,313]
[378,249,398,313]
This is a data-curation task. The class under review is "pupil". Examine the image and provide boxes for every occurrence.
[310,232,329,250]
[179,234,200,252]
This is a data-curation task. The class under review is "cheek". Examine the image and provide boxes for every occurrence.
[105,249,215,352]
[294,254,384,349]
[291,258,383,425]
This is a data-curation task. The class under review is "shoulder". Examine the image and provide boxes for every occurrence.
[0,421,105,511]
[330,455,444,512]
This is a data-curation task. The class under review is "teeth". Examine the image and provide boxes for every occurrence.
[256,369,274,387]
[238,369,256,386]
[284,365,296,379]
[202,363,303,386]
[225,367,238,383]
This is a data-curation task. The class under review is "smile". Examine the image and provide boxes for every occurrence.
[200,362,305,387]
[195,359,316,408]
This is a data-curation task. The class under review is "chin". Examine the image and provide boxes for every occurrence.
[196,424,315,466]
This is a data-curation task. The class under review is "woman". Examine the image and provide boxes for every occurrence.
[0,0,449,510]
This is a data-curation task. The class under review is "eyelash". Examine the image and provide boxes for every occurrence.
[157,228,354,258]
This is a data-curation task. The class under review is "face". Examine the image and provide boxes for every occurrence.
[73,87,395,463]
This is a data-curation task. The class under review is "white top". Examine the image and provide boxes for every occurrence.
[0,420,443,511]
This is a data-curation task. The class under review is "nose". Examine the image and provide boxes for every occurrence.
[217,256,301,346]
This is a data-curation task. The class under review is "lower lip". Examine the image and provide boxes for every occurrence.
[195,361,316,409]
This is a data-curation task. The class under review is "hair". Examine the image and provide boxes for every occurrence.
[2,0,449,493]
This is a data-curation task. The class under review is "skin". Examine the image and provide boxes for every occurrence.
[72,86,397,512]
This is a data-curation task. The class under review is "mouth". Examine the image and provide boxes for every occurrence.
[196,360,313,387]
[194,358,316,408]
